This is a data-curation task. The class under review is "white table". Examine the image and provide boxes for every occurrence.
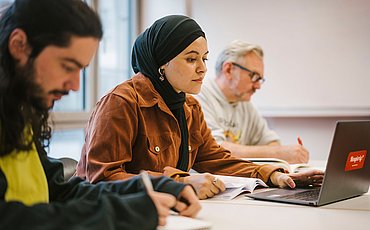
[185,160,370,230]
[196,186,370,230]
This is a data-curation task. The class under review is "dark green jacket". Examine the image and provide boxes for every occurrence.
[0,151,186,230]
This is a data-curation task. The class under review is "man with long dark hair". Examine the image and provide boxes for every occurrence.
[0,0,200,229]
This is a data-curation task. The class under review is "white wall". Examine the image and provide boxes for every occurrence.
[190,0,370,116]
[139,0,189,31]
[265,116,370,160]
[140,0,370,161]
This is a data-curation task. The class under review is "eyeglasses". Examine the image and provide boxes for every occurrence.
[231,62,265,84]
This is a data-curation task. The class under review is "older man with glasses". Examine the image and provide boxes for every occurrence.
[196,40,309,164]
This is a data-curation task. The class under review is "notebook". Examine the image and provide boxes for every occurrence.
[157,214,212,230]
[247,120,370,206]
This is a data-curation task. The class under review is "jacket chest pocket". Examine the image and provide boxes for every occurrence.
[188,131,204,159]
[147,134,173,156]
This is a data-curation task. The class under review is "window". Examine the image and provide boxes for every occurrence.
[53,0,136,112]
[0,0,11,6]
[49,129,85,161]
[49,0,137,159]
[97,0,135,98]
[0,0,13,14]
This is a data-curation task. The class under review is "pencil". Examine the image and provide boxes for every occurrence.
[140,170,154,192]
[297,137,303,146]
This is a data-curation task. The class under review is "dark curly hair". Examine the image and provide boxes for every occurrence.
[0,0,103,156]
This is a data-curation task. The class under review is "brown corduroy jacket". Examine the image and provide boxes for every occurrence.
[76,73,282,183]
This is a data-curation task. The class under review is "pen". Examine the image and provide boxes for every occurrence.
[297,137,303,146]
[140,170,154,192]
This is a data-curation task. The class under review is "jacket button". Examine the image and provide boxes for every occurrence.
[154,146,160,152]
[188,145,191,151]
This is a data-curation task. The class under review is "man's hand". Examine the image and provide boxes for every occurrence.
[148,191,177,226]
[181,173,226,199]
[269,169,324,188]
[275,144,309,164]
[148,183,201,226]
[173,185,201,217]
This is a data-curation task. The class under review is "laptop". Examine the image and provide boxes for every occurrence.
[246,120,370,206]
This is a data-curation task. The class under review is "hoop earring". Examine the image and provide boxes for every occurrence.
[158,68,165,81]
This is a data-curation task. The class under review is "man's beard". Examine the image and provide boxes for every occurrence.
[12,59,53,152]
[16,59,49,111]
[20,62,69,110]
[48,89,69,109]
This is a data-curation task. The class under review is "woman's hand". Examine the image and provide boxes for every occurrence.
[182,173,226,199]
[162,167,225,199]
[269,169,325,188]
[289,169,325,188]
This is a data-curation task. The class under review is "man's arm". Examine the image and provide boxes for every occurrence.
[0,176,158,230]
[0,155,199,230]
[221,141,309,163]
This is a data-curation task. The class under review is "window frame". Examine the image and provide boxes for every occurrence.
[50,0,138,132]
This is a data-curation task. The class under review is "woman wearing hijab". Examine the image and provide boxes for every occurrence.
[76,15,324,199]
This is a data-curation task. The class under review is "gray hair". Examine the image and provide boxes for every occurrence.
[215,40,264,75]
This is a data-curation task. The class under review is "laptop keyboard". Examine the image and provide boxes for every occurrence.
[280,188,320,201]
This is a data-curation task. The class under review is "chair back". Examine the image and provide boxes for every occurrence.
[59,157,78,181]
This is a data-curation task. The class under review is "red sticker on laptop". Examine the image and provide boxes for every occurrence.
[345,150,367,171]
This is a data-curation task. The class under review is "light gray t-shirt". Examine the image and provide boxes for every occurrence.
[196,78,280,145]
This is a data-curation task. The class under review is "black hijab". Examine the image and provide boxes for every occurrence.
[131,15,205,171]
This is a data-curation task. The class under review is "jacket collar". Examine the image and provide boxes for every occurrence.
[131,73,193,119]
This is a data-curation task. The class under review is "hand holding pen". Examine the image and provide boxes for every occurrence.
[295,136,309,163]
[140,171,176,226]
[140,171,201,222]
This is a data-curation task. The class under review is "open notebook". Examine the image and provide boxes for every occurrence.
[209,175,268,200]
[243,157,311,173]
